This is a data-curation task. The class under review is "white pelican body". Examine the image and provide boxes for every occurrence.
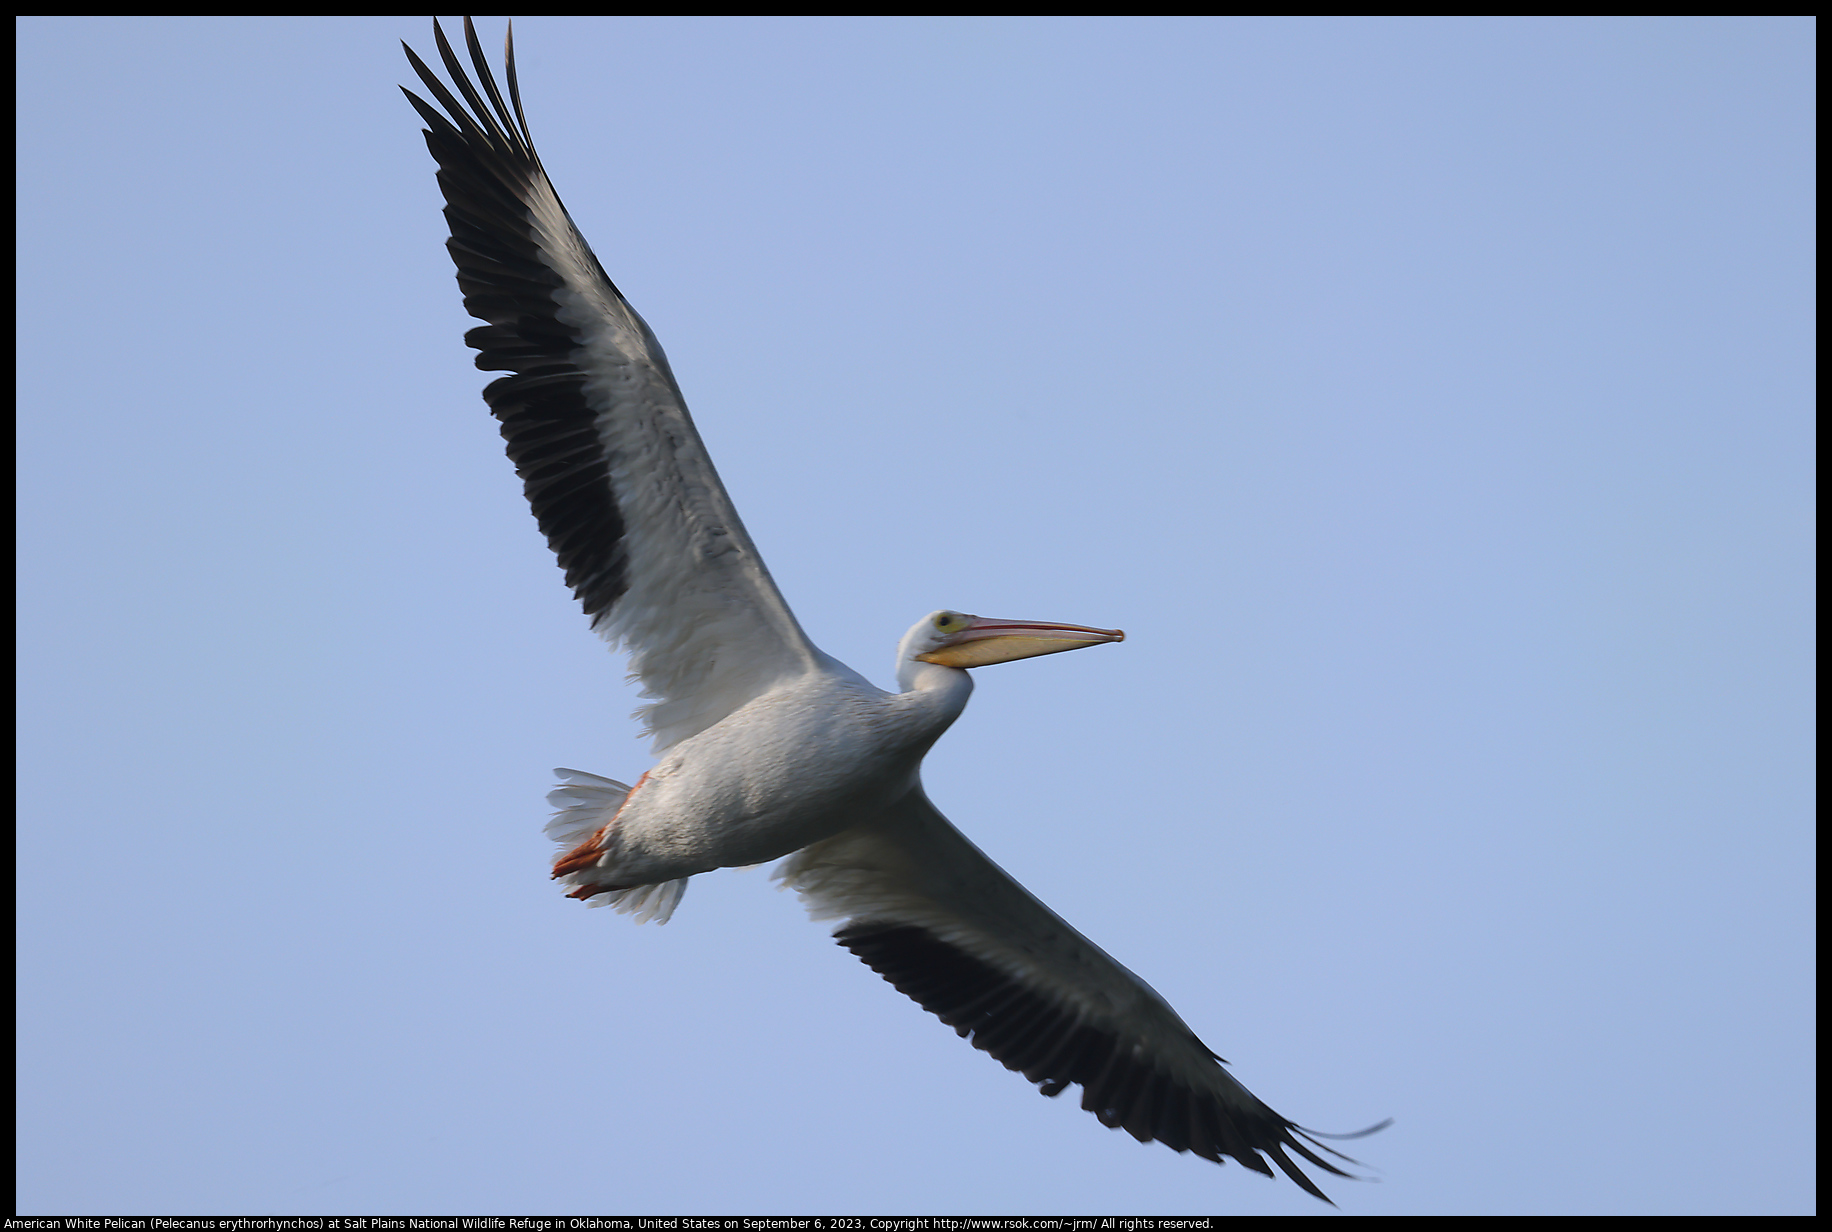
[554,656,960,893]
[405,18,1378,1202]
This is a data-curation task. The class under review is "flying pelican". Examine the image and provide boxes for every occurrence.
[403,18,1379,1202]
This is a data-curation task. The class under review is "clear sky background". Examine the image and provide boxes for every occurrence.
[16,15,1813,1217]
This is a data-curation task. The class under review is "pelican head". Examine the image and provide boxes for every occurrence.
[901,610,1125,671]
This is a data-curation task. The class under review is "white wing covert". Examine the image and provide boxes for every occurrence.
[776,790,1372,1202]
[404,19,821,752]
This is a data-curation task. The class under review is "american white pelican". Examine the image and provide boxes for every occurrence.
[404,18,1380,1202]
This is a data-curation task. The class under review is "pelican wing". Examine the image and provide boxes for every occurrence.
[777,790,1369,1202]
[404,19,820,751]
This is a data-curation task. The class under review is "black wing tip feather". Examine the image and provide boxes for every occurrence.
[836,920,1382,1204]
[405,18,630,624]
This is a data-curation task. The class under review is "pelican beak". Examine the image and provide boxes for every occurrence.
[916,616,1125,669]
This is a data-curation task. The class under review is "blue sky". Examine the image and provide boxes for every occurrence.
[16,15,1813,1216]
